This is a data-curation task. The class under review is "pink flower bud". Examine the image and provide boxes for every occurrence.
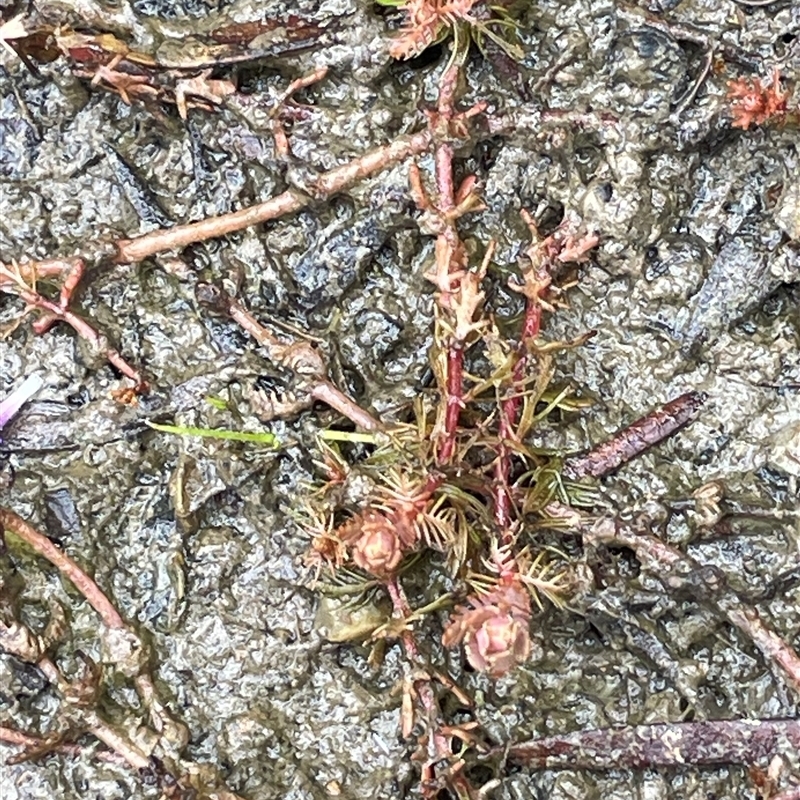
[442,577,533,677]
[464,611,531,677]
[351,513,403,577]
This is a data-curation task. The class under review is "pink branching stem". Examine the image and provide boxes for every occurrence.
[1,259,146,388]
[385,577,452,776]
[430,65,470,465]
[0,258,80,289]
[437,346,465,464]
[196,282,381,431]
[6,284,145,387]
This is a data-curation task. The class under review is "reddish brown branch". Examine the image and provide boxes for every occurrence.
[416,64,487,466]
[0,257,81,289]
[437,345,464,464]
[0,725,123,764]
[309,382,380,432]
[504,718,800,770]
[494,303,545,531]
[113,128,432,264]
[493,212,554,532]
[0,260,146,389]
[587,517,800,697]
[196,282,380,430]
[0,507,125,629]
[563,390,707,480]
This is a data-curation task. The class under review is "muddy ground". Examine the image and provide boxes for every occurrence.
[2,0,800,798]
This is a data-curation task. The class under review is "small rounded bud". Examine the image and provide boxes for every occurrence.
[465,612,531,677]
[351,513,403,577]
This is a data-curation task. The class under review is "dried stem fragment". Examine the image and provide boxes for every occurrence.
[112,128,432,263]
[196,283,380,430]
[0,259,147,392]
[0,507,125,629]
[562,390,707,480]
[587,516,800,698]
[504,718,800,770]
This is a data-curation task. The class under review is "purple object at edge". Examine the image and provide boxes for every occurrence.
[0,374,43,434]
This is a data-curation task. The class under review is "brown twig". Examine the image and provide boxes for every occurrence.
[1,108,434,402]
[0,507,125,629]
[504,718,800,770]
[586,516,800,697]
[113,128,433,264]
[562,390,707,480]
[0,524,244,798]
[196,282,381,431]
[0,615,154,773]
[269,66,329,157]
[1,726,98,763]
[0,507,188,744]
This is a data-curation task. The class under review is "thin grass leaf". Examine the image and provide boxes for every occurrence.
[146,420,278,446]
[319,429,382,444]
[204,395,229,410]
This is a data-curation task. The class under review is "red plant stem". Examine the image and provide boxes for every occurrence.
[3,282,145,386]
[385,577,452,780]
[431,65,468,465]
[562,390,707,480]
[435,143,455,210]
[437,345,464,463]
[308,382,381,431]
[386,577,417,657]
[0,508,126,629]
[0,258,80,288]
[494,272,546,532]
[197,282,380,430]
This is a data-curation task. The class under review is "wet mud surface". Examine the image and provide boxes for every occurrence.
[2,0,800,798]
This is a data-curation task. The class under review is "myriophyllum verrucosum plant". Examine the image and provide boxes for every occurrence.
[300,211,596,678]
[378,0,524,61]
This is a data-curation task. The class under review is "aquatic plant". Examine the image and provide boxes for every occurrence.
[727,69,790,129]
[378,0,523,61]
[4,3,796,799]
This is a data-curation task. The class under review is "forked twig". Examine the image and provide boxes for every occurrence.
[586,516,800,697]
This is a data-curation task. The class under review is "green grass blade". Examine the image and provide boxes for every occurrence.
[146,420,278,446]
